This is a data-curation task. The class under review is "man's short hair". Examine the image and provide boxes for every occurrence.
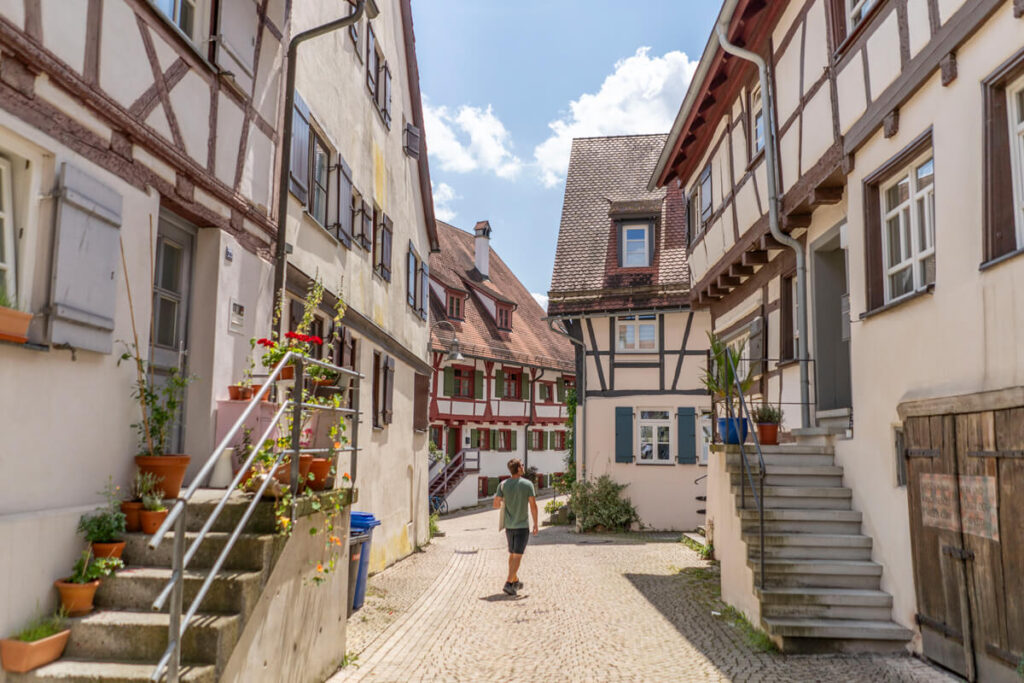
[507,458,523,475]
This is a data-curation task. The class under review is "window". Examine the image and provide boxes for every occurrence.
[309,133,329,226]
[407,245,419,310]
[699,412,713,465]
[620,221,651,268]
[637,410,672,464]
[154,0,197,40]
[700,165,713,222]
[373,209,392,281]
[881,154,935,302]
[357,197,372,250]
[616,315,657,352]
[372,351,395,428]
[447,293,462,319]
[1008,74,1024,251]
[530,430,544,450]
[430,425,442,449]
[496,305,512,330]
[751,85,765,156]
[452,366,473,399]
[0,158,15,303]
[538,383,552,403]
[349,16,361,59]
[500,369,522,400]
[497,429,513,452]
[845,0,877,33]
[553,431,567,450]
[366,25,378,96]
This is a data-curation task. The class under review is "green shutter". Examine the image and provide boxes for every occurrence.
[556,378,565,402]
[521,373,529,400]
[471,428,479,448]
[615,407,634,463]
[677,407,697,464]
[490,429,497,450]
[474,370,484,399]
[510,430,517,451]
[495,370,504,397]
[443,367,454,396]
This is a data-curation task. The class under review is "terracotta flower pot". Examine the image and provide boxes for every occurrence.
[273,454,314,486]
[251,384,270,401]
[139,508,168,535]
[0,306,32,344]
[757,422,780,446]
[280,365,295,380]
[227,384,242,400]
[91,540,126,560]
[0,629,71,673]
[121,501,143,532]
[239,386,253,400]
[54,579,100,617]
[135,454,191,499]
[308,458,332,490]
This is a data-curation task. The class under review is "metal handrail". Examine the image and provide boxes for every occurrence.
[429,448,480,498]
[148,352,362,682]
[718,348,768,590]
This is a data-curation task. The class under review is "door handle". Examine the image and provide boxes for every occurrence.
[942,545,975,561]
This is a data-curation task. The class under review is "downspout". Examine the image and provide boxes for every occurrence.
[272,0,374,331]
[715,19,812,428]
[548,317,586,481]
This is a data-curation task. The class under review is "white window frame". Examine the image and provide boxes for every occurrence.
[153,0,201,42]
[616,314,658,353]
[699,411,713,466]
[621,221,650,268]
[1008,74,1024,250]
[845,0,876,33]
[751,85,765,156]
[790,276,799,360]
[880,152,935,303]
[0,157,15,304]
[637,408,674,465]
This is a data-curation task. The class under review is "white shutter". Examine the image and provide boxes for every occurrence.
[49,164,123,354]
[213,0,258,94]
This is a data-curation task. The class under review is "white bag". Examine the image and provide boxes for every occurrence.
[497,480,505,531]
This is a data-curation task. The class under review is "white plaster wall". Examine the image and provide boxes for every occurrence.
[866,13,902,99]
[41,0,87,76]
[837,56,868,135]
[803,1,829,84]
[801,87,833,171]
[907,0,932,58]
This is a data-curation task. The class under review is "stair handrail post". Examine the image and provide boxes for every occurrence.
[166,505,186,683]
[290,358,305,497]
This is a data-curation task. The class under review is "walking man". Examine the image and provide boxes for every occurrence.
[493,458,538,596]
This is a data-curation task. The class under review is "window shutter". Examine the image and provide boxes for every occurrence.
[556,377,565,402]
[413,372,429,431]
[442,366,454,396]
[420,262,429,319]
[521,373,530,400]
[985,84,1018,260]
[49,163,122,354]
[335,158,353,247]
[471,428,479,448]
[404,123,421,159]
[381,215,393,281]
[213,0,258,93]
[647,220,655,266]
[361,200,373,250]
[383,356,395,424]
[495,369,504,396]
[616,221,623,267]
[490,429,497,450]
[407,248,417,306]
[372,350,382,428]
[365,26,376,94]
[382,62,392,127]
[864,185,885,311]
[614,406,633,463]
[510,430,517,451]
[474,370,483,399]
[289,94,310,203]
[748,316,764,378]
[677,407,697,464]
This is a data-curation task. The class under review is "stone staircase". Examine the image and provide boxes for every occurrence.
[10,494,285,683]
[727,444,913,653]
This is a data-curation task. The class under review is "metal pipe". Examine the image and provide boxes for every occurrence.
[714,19,812,429]
[272,0,372,330]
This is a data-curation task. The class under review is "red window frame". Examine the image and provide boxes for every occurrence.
[530,429,544,450]
[475,427,489,449]
[502,369,521,400]
[555,431,567,450]
[452,364,474,399]
[498,429,512,451]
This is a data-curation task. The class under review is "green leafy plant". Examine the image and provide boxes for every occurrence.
[117,349,194,457]
[0,284,17,310]
[555,387,578,495]
[569,475,639,532]
[428,513,440,539]
[68,549,123,584]
[15,608,68,642]
[544,499,566,514]
[141,492,166,512]
[131,470,163,501]
[680,534,714,560]
[702,332,754,416]
[752,403,783,425]
[427,440,449,466]
[77,477,126,543]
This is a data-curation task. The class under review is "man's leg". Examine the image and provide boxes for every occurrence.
[507,553,523,583]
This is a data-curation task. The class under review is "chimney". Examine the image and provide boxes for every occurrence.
[474,220,492,279]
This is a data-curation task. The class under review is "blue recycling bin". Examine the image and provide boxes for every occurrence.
[349,512,380,612]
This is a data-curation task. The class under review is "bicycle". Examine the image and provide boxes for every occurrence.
[429,495,448,516]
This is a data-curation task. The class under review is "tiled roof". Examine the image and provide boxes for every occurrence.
[548,134,690,315]
[430,221,575,372]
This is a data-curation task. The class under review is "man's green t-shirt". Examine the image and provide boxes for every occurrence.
[497,477,535,529]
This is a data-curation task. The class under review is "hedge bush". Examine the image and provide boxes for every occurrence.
[569,475,638,532]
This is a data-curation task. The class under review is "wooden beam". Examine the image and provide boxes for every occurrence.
[783,213,812,232]
[718,274,741,288]
[811,186,844,206]
[761,234,784,250]
[709,285,730,297]
[742,250,769,265]
[730,264,755,277]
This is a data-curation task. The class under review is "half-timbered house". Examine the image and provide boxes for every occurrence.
[548,134,713,532]
[652,0,1024,671]
[428,219,574,511]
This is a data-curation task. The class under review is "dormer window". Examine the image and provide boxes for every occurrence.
[447,292,464,320]
[496,304,512,331]
[619,220,653,268]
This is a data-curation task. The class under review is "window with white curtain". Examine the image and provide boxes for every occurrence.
[881,154,935,302]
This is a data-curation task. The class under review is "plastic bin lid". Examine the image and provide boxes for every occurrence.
[350,511,381,528]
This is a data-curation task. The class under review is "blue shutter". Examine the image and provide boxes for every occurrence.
[677,407,697,464]
[614,407,633,463]
[335,157,353,247]
[647,220,655,266]
[615,221,623,267]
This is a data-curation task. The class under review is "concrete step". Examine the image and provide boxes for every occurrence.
[755,558,883,589]
[726,451,834,468]
[758,587,894,620]
[184,494,277,534]
[96,567,263,616]
[739,508,863,534]
[122,532,284,571]
[732,485,853,510]
[5,659,216,683]
[64,611,239,667]
[745,533,873,560]
[729,465,845,487]
[763,617,914,653]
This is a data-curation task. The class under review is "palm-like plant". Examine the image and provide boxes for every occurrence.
[701,332,755,417]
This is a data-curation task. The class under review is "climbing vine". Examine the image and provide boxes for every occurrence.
[556,387,578,494]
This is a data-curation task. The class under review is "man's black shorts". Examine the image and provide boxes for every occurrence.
[506,528,529,554]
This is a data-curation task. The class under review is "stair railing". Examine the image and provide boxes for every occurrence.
[146,351,362,682]
[720,350,768,590]
[428,448,480,498]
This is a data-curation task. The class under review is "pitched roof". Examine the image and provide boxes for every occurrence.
[430,221,574,372]
[547,134,690,315]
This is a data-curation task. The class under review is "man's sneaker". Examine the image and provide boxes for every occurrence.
[502,582,517,596]
[514,581,523,590]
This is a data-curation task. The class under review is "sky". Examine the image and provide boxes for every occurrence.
[410,1,721,309]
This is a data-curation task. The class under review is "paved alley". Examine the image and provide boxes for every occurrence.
[330,504,955,683]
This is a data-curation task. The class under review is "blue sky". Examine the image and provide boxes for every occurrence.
[411,1,721,306]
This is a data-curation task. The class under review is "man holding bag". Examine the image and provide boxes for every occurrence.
[493,458,539,596]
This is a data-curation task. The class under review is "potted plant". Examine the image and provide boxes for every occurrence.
[121,470,162,532]
[752,403,783,446]
[0,609,70,673]
[139,492,168,535]
[701,332,754,445]
[227,383,253,401]
[0,286,32,344]
[54,549,122,616]
[77,478,127,559]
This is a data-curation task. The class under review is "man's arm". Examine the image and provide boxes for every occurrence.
[493,486,503,509]
[529,496,539,535]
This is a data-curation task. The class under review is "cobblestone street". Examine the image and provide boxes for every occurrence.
[330,504,956,682]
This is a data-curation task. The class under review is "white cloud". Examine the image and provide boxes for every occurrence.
[531,292,549,311]
[423,101,522,179]
[432,181,459,223]
[534,47,699,188]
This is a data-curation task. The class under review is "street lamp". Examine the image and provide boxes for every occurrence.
[431,320,465,362]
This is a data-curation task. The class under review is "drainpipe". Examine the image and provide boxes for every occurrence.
[715,19,812,429]
[547,317,586,481]
[272,0,377,329]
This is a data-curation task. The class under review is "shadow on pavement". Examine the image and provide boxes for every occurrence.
[479,593,529,602]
